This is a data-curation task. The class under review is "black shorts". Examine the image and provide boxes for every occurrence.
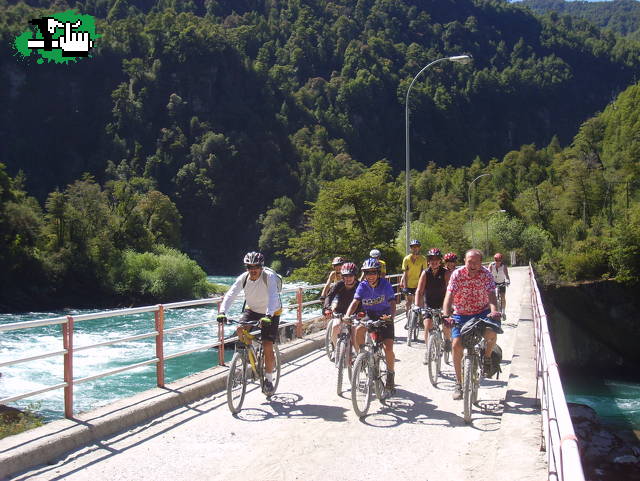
[405,287,417,295]
[239,310,280,343]
[366,312,395,341]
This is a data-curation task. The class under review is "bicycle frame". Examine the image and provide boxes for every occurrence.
[236,326,261,377]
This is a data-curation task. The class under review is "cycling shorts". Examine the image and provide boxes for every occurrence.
[451,309,493,339]
[405,287,417,295]
[239,310,280,343]
[496,284,507,295]
[364,312,394,341]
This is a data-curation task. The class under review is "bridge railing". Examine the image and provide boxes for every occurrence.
[529,264,585,481]
[0,274,402,419]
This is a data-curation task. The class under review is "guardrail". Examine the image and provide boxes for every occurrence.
[529,264,585,481]
[0,274,402,418]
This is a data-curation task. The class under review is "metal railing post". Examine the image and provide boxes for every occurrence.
[217,301,226,366]
[296,287,303,338]
[155,305,165,388]
[63,315,74,418]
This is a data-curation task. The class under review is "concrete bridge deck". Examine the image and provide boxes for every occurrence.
[3,267,546,480]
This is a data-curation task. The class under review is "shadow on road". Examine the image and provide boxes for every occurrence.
[232,392,349,423]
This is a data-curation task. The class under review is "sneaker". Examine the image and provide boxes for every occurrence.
[263,379,274,395]
[385,371,395,392]
[423,351,429,365]
[483,357,492,375]
[444,339,452,352]
[453,383,463,400]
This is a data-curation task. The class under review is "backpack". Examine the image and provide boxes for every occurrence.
[479,340,503,379]
[242,266,283,292]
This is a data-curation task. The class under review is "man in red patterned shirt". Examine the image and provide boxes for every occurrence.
[442,249,501,400]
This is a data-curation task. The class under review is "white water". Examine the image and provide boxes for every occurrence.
[0,276,322,420]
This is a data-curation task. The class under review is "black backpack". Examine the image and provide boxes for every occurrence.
[479,340,503,379]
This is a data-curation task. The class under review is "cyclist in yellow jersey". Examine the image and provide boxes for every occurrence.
[399,240,428,315]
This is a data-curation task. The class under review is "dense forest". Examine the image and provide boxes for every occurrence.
[519,0,640,40]
[1,0,639,310]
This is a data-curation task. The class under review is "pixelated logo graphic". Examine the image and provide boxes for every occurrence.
[14,10,98,64]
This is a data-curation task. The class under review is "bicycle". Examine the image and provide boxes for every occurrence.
[333,314,355,396]
[351,315,393,418]
[225,319,282,414]
[459,316,503,423]
[495,281,508,321]
[406,305,422,346]
[424,307,448,387]
[324,317,335,362]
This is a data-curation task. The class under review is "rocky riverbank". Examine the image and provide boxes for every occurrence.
[569,403,640,481]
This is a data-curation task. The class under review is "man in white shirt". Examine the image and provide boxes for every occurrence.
[489,252,510,314]
[218,251,282,393]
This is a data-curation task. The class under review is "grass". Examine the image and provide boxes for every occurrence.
[0,404,44,440]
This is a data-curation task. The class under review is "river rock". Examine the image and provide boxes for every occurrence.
[568,403,640,481]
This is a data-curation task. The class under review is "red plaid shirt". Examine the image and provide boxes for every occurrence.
[447,266,495,315]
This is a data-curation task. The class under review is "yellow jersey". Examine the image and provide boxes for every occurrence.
[402,254,428,288]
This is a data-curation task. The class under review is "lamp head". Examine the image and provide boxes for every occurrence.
[448,55,472,64]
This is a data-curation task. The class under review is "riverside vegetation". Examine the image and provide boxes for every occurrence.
[1,0,640,310]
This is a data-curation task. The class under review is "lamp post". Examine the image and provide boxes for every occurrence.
[485,209,506,256]
[467,173,491,248]
[405,54,472,254]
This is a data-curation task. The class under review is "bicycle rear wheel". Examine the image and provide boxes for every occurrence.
[351,352,373,417]
[226,352,247,414]
[462,354,474,423]
[374,354,389,404]
[426,334,441,387]
[258,344,281,397]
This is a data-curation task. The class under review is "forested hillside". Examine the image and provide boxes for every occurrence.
[519,0,640,40]
[1,0,639,310]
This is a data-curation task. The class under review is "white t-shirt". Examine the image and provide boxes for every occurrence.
[489,262,507,283]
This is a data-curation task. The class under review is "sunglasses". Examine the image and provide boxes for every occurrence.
[245,264,262,270]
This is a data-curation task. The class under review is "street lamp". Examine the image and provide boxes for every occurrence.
[467,173,491,248]
[485,209,506,256]
[405,54,472,254]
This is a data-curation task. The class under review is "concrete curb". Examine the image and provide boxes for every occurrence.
[0,331,326,479]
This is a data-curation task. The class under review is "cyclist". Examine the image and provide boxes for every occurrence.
[399,239,428,316]
[345,258,397,392]
[444,252,458,273]
[320,256,345,299]
[323,262,359,357]
[442,249,501,400]
[360,249,386,279]
[415,248,452,361]
[489,252,510,312]
[217,251,282,394]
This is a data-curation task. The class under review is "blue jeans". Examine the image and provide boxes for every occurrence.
[451,309,492,339]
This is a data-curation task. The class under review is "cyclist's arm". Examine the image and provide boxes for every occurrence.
[504,265,510,283]
[320,271,335,298]
[219,274,244,314]
[415,270,427,307]
[487,288,500,319]
[399,271,407,289]
[323,282,340,310]
[345,298,361,317]
[389,299,396,319]
[442,289,453,317]
[265,271,281,316]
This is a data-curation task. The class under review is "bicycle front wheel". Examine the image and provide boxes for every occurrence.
[406,311,414,346]
[426,334,441,387]
[374,354,389,404]
[226,352,247,414]
[351,352,373,417]
[462,354,474,423]
[336,339,347,396]
[325,325,335,361]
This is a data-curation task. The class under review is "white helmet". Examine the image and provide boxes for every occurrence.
[369,249,381,258]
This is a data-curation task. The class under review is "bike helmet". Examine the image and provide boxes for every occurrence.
[409,239,421,247]
[494,253,503,261]
[340,262,358,276]
[444,252,458,262]
[331,256,346,266]
[369,249,381,258]
[243,251,264,265]
[427,248,442,258]
[361,258,381,271]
